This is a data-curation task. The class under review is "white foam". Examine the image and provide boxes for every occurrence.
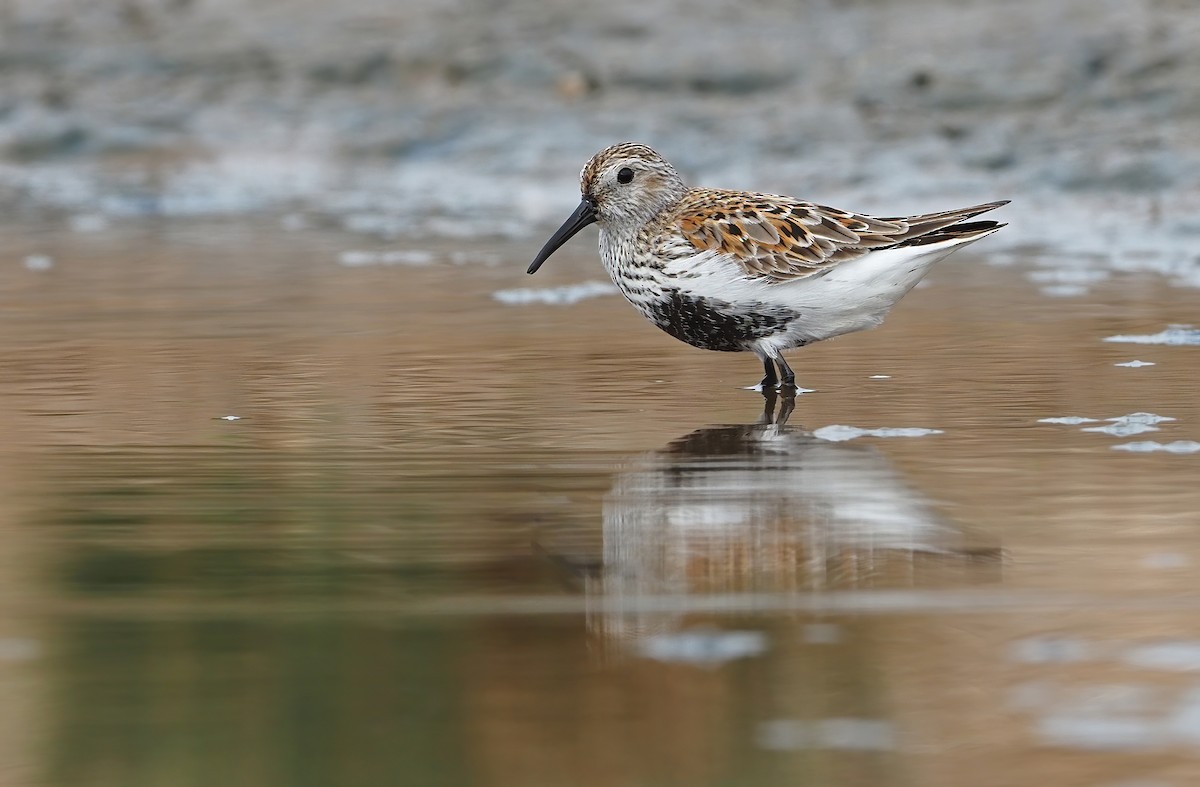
[1037,714,1162,751]
[493,281,619,306]
[1027,269,1110,285]
[1142,552,1190,569]
[1010,636,1094,664]
[1110,413,1175,425]
[813,425,943,442]
[447,250,502,266]
[338,249,436,267]
[1083,413,1174,437]
[1113,441,1200,454]
[1039,284,1090,298]
[69,214,109,232]
[1083,423,1160,437]
[1124,642,1200,671]
[1104,326,1200,346]
[1038,416,1100,425]
[23,254,54,271]
[745,384,817,393]
[1114,360,1156,367]
[637,629,768,666]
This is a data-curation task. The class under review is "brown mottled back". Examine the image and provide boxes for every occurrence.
[667,189,1009,282]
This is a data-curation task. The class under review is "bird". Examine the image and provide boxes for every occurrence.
[527,142,1008,390]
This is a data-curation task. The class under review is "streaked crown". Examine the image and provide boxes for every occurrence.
[579,142,688,227]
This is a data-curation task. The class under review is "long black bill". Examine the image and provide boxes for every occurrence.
[527,199,597,274]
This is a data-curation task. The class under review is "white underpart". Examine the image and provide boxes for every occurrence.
[663,232,995,358]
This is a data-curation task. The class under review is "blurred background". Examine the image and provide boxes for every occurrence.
[2,0,1199,254]
[2,1,1200,786]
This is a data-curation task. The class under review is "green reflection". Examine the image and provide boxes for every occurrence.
[48,619,469,787]
[36,445,912,786]
[43,448,488,599]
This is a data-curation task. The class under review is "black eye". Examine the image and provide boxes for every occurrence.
[617,167,634,184]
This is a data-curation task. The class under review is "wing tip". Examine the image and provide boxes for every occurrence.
[894,220,1007,247]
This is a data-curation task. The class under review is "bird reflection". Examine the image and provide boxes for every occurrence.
[585,390,999,644]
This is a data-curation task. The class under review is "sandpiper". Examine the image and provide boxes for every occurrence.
[528,142,1008,389]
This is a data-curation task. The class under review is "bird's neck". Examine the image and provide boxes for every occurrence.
[598,191,686,275]
[598,222,645,275]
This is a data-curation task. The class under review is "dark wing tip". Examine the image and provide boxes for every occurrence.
[893,220,1007,247]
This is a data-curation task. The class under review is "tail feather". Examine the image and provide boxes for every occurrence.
[882,200,1010,245]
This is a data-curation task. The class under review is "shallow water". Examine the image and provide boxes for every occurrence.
[1,218,1199,786]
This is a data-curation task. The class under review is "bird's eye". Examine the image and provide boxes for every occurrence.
[617,167,634,184]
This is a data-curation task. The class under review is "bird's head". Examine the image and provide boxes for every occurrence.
[528,143,687,274]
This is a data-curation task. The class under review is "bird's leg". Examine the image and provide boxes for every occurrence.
[759,357,778,390]
[758,384,794,426]
[775,388,796,426]
[776,356,797,389]
[758,387,778,424]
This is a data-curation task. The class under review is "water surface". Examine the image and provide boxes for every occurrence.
[1,218,1198,786]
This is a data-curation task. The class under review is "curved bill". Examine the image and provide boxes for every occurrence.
[527,199,597,274]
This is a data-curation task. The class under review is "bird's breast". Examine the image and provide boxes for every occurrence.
[599,229,800,353]
[641,290,799,352]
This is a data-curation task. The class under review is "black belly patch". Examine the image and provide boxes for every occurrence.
[646,291,797,352]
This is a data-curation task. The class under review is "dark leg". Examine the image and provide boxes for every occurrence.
[759,357,778,389]
[758,386,778,424]
[758,385,795,426]
[776,355,796,389]
[775,388,795,426]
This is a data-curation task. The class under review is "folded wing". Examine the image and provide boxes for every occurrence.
[673,190,1009,282]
